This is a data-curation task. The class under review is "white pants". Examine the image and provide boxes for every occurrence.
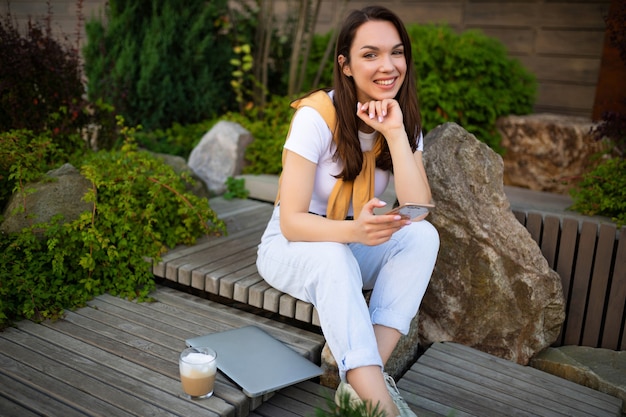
[256,206,440,381]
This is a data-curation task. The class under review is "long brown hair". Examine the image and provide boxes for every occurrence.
[332,5,421,181]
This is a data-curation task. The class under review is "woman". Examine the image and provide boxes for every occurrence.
[256,5,439,417]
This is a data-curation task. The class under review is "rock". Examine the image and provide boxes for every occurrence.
[188,121,253,195]
[497,114,606,194]
[419,122,566,365]
[1,163,93,234]
[150,152,211,200]
[530,346,626,414]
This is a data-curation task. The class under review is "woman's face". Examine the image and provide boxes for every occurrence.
[340,20,407,104]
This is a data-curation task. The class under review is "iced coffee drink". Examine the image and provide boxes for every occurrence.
[179,347,217,399]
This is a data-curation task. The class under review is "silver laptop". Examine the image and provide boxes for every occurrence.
[185,325,323,397]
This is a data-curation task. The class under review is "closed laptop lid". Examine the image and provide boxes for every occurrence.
[185,325,322,397]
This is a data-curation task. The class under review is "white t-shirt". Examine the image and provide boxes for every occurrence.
[284,91,423,217]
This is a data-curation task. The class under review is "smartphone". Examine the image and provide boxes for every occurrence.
[385,202,434,220]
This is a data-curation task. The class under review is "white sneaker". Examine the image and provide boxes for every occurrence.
[383,372,417,417]
[334,381,362,409]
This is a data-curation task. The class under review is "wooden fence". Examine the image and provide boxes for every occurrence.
[513,210,625,350]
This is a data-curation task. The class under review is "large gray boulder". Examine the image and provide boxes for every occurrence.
[188,121,253,195]
[419,123,566,365]
[1,163,92,234]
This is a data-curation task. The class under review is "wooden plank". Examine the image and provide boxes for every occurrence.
[536,28,606,57]
[526,211,543,245]
[415,346,608,416]
[22,313,242,417]
[602,227,626,350]
[564,221,598,346]
[190,241,260,292]
[433,343,622,414]
[164,228,261,283]
[554,217,580,345]
[35,311,246,416]
[178,239,260,286]
[0,371,87,417]
[219,263,261,299]
[263,287,283,313]
[249,280,272,309]
[205,254,257,295]
[399,372,508,416]
[0,335,181,417]
[279,294,298,319]
[295,300,314,324]
[582,223,617,347]
[540,215,561,269]
[233,274,265,304]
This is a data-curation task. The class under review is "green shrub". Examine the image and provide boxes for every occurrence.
[83,0,236,131]
[569,155,626,227]
[408,24,536,151]
[0,122,225,328]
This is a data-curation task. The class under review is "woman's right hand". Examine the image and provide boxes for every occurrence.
[353,198,411,246]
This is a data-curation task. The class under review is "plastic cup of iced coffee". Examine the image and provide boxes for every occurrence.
[179,346,217,399]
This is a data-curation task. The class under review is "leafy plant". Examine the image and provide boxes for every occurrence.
[0,119,226,329]
[569,157,626,226]
[83,0,236,131]
[408,24,536,151]
[223,177,249,200]
[314,392,386,417]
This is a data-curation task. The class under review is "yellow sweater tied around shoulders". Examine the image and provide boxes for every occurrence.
[276,90,383,220]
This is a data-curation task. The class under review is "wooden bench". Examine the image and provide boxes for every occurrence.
[155,185,625,351]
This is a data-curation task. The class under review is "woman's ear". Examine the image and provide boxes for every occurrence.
[338,55,352,77]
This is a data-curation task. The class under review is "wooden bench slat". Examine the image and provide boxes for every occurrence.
[526,211,544,245]
[279,293,297,319]
[219,263,261,299]
[541,214,561,269]
[564,221,598,346]
[233,273,265,304]
[582,223,618,347]
[602,227,626,350]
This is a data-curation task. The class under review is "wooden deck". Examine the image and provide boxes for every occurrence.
[1,196,623,417]
[0,285,331,417]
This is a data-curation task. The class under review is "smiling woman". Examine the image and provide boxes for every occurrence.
[255,6,439,417]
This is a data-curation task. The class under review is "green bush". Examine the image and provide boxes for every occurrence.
[408,24,536,151]
[83,0,236,131]
[0,123,225,329]
[569,155,626,227]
